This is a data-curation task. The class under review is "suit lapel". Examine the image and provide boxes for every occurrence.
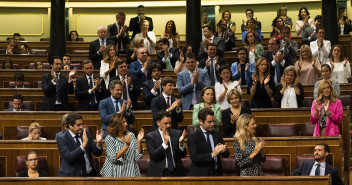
[154,129,163,147]
[64,131,77,151]
[185,70,191,84]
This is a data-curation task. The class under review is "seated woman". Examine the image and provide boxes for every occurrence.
[222,89,251,138]
[242,18,262,43]
[192,86,221,130]
[328,44,351,83]
[274,66,304,108]
[34,61,43,70]
[248,57,275,108]
[215,65,241,110]
[313,64,340,99]
[295,7,314,36]
[134,20,156,54]
[231,47,254,86]
[234,114,265,176]
[273,5,293,30]
[222,10,236,33]
[21,122,47,140]
[100,113,144,177]
[18,151,48,177]
[128,37,145,63]
[271,17,291,40]
[67,31,80,41]
[2,58,13,69]
[294,44,321,85]
[174,44,193,74]
[161,20,180,48]
[311,79,343,136]
[100,44,120,89]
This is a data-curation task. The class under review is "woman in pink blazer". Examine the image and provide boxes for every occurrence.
[310,79,343,136]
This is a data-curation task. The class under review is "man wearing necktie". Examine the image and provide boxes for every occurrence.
[57,113,103,177]
[143,63,163,110]
[188,108,229,176]
[302,15,322,45]
[157,38,180,70]
[198,25,225,61]
[292,143,343,185]
[129,48,151,86]
[107,12,130,55]
[146,110,187,177]
[214,19,236,51]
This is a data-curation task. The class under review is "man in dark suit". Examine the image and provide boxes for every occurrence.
[129,5,153,39]
[98,80,135,138]
[75,60,108,111]
[57,113,103,177]
[109,60,141,110]
[9,72,25,88]
[215,19,235,51]
[151,77,183,131]
[198,43,227,86]
[107,12,130,55]
[262,37,292,85]
[89,25,115,69]
[146,110,187,177]
[4,94,28,111]
[292,143,343,185]
[157,38,180,70]
[302,15,322,45]
[198,25,225,60]
[280,26,298,64]
[143,63,162,110]
[188,108,229,176]
[41,57,76,111]
[129,47,151,86]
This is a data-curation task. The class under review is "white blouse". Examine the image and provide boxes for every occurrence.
[215,81,242,110]
[134,32,156,54]
[329,61,351,83]
[249,51,256,63]
[281,86,298,108]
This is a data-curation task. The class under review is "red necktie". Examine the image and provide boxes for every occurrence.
[166,97,170,108]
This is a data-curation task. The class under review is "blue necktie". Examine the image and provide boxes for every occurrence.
[166,144,174,171]
[115,100,119,112]
[275,62,281,83]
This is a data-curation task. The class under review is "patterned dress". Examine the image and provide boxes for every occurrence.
[100,132,143,177]
[233,139,266,176]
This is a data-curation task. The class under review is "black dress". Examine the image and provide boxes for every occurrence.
[247,75,275,108]
[274,83,304,108]
[18,170,48,177]
[222,106,252,138]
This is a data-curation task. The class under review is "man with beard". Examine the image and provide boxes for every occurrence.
[292,143,343,185]
[143,63,163,110]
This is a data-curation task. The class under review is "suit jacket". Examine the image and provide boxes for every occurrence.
[302,27,315,45]
[145,129,187,177]
[157,47,180,69]
[142,79,162,110]
[109,74,141,110]
[75,75,108,111]
[57,130,103,177]
[177,68,210,110]
[280,40,298,64]
[98,97,135,130]
[89,38,115,69]
[198,36,225,60]
[262,51,292,84]
[214,31,236,51]
[198,57,227,84]
[41,73,74,111]
[221,107,252,138]
[187,128,230,176]
[107,23,130,51]
[151,95,183,131]
[292,160,343,185]
[4,108,29,111]
[128,60,151,86]
[129,16,153,39]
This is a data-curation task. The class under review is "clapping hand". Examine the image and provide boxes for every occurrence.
[137,128,144,141]
[162,127,170,145]
[179,129,186,143]
[264,75,271,85]
[96,129,104,144]
[230,113,239,124]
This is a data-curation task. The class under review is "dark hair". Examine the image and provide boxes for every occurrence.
[321,64,331,72]
[82,60,93,67]
[298,7,310,20]
[202,25,214,33]
[25,151,37,161]
[13,94,24,102]
[222,10,231,21]
[206,43,216,50]
[14,72,24,81]
[158,38,169,46]
[164,20,178,38]
[237,46,249,64]
[198,108,214,122]
[116,60,128,68]
[137,5,144,9]
[330,44,345,62]
[51,56,63,64]
[314,15,322,22]
[34,61,43,69]
[186,52,196,60]
[66,113,83,128]
[13,33,21,38]
[67,31,79,41]
[116,12,126,19]
[182,44,193,55]
[316,143,330,153]
[245,9,254,14]
[200,86,216,104]
[243,31,258,46]
[63,54,71,59]
[270,37,281,45]
[281,26,291,32]
[108,113,127,138]
[272,17,284,27]
[149,63,163,72]
[219,65,234,83]
[109,80,123,90]
[3,58,13,69]
[316,26,324,33]
[155,110,172,122]
[19,43,29,49]
[161,77,175,88]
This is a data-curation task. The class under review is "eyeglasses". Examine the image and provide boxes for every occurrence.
[27,158,38,162]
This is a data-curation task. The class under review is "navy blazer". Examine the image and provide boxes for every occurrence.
[41,73,74,111]
[128,16,153,39]
[75,75,108,111]
[88,38,115,69]
[262,51,292,84]
[198,36,225,60]
[150,95,183,131]
[98,97,135,131]
[145,128,186,177]
[107,23,130,51]
[57,130,102,177]
[128,60,151,86]
[157,47,180,69]
[142,79,161,110]
[187,128,229,176]
[177,68,210,110]
[292,160,343,185]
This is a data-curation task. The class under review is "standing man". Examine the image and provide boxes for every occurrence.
[75,60,108,111]
[215,19,236,51]
[157,38,180,70]
[177,52,210,110]
[107,12,130,55]
[129,47,151,86]
[98,80,135,138]
[143,63,163,110]
[188,108,229,176]
[280,26,298,64]
[151,77,183,131]
[41,57,76,111]
[89,25,115,69]
[241,9,262,32]
[57,113,103,176]
[146,110,187,177]
[302,15,322,45]
[4,94,28,111]
[198,25,225,60]
[129,5,153,39]
[292,143,343,185]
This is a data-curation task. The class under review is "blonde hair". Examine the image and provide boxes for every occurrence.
[282,65,297,84]
[29,122,41,134]
[316,79,337,104]
[234,114,257,151]
[102,44,116,64]
[299,44,313,62]
[226,88,242,104]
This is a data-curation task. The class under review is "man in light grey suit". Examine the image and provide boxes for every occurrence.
[177,52,210,110]
[198,25,225,61]
[280,26,298,64]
